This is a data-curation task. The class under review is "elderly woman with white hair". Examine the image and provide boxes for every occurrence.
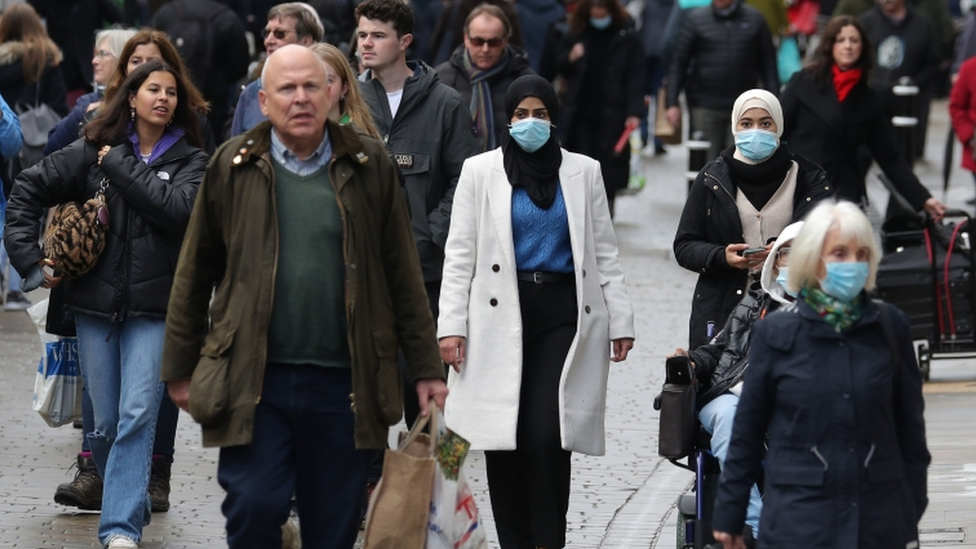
[674,88,833,349]
[710,200,930,549]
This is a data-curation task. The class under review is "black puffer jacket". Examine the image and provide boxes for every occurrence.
[665,0,779,111]
[673,149,832,348]
[688,282,779,407]
[4,136,208,320]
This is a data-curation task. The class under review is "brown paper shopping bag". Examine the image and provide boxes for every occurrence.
[362,403,438,549]
[654,88,682,145]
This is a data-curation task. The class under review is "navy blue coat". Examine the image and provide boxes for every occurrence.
[712,297,930,548]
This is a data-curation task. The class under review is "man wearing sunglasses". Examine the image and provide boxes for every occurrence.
[229,2,324,138]
[435,4,535,152]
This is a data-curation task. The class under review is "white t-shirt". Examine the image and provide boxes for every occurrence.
[387,89,404,119]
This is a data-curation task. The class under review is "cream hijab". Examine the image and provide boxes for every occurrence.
[730,89,784,164]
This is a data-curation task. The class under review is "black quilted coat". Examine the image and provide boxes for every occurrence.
[688,282,779,407]
[4,136,208,320]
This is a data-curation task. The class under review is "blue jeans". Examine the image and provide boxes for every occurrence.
[75,313,165,545]
[0,240,22,293]
[699,393,762,534]
[218,364,374,549]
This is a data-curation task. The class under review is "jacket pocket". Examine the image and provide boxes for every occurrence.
[868,459,906,483]
[373,328,403,424]
[767,464,825,486]
[188,329,235,427]
[396,153,431,177]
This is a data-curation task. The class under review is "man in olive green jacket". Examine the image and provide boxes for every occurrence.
[161,45,447,547]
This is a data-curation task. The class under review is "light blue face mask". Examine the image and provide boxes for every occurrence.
[509,118,551,153]
[734,129,779,163]
[775,267,797,298]
[819,261,869,302]
[590,15,612,29]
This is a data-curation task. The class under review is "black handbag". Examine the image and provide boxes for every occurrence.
[654,356,698,459]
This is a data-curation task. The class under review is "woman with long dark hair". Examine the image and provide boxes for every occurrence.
[102,29,215,154]
[780,16,944,219]
[4,62,208,549]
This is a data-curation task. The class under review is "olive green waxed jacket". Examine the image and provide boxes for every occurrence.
[162,121,445,449]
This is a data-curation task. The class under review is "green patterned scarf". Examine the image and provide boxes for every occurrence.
[801,287,863,332]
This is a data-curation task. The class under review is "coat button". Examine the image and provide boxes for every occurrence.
[492,264,500,272]
[350,263,356,270]
[582,269,587,277]
[490,298,498,306]
[736,289,743,295]
[585,305,591,313]
[843,393,851,399]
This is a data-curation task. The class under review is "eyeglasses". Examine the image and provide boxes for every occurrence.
[263,28,294,40]
[776,247,790,265]
[467,36,504,48]
[94,50,114,59]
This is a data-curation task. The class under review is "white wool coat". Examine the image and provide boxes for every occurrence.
[437,148,635,456]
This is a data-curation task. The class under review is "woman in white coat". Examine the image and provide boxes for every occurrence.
[438,75,636,549]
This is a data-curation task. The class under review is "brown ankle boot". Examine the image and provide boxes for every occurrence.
[148,457,171,512]
[54,453,103,510]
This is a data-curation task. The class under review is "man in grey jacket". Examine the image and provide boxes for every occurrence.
[356,0,480,425]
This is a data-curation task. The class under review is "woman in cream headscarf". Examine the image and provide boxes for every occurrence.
[673,89,834,349]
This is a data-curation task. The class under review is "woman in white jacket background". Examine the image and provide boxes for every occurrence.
[437,75,635,549]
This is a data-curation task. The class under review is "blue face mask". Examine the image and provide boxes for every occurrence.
[734,129,779,163]
[820,261,869,301]
[590,15,612,29]
[775,267,797,298]
[509,118,551,153]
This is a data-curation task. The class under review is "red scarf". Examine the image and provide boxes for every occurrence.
[832,64,862,103]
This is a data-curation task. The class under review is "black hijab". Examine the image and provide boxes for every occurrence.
[503,75,563,209]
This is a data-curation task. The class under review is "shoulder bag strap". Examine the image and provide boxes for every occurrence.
[876,302,902,407]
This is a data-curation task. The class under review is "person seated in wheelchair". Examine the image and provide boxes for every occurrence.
[669,221,803,545]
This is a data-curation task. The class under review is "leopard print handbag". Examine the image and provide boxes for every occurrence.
[43,178,110,278]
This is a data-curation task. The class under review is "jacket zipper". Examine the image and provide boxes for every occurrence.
[704,172,736,201]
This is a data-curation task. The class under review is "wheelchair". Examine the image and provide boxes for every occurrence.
[654,358,759,549]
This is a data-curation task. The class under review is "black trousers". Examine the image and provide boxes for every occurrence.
[485,279,578,549]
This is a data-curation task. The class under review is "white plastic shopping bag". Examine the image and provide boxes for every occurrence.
[28,299,82,427]
[427,408,488,549]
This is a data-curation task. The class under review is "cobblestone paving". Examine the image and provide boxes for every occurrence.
[0,100,974,548]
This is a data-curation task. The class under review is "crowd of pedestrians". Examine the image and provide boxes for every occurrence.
[0,0,967,547]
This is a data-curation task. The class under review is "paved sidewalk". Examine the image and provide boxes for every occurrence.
[0,100,974,548]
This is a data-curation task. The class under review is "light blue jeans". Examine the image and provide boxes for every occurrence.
[75,313,165,545]
[698,393,762,534]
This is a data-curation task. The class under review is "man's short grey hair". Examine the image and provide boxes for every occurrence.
[787,200,880,293]
[95,28,138,60]
[268,2,325,42]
